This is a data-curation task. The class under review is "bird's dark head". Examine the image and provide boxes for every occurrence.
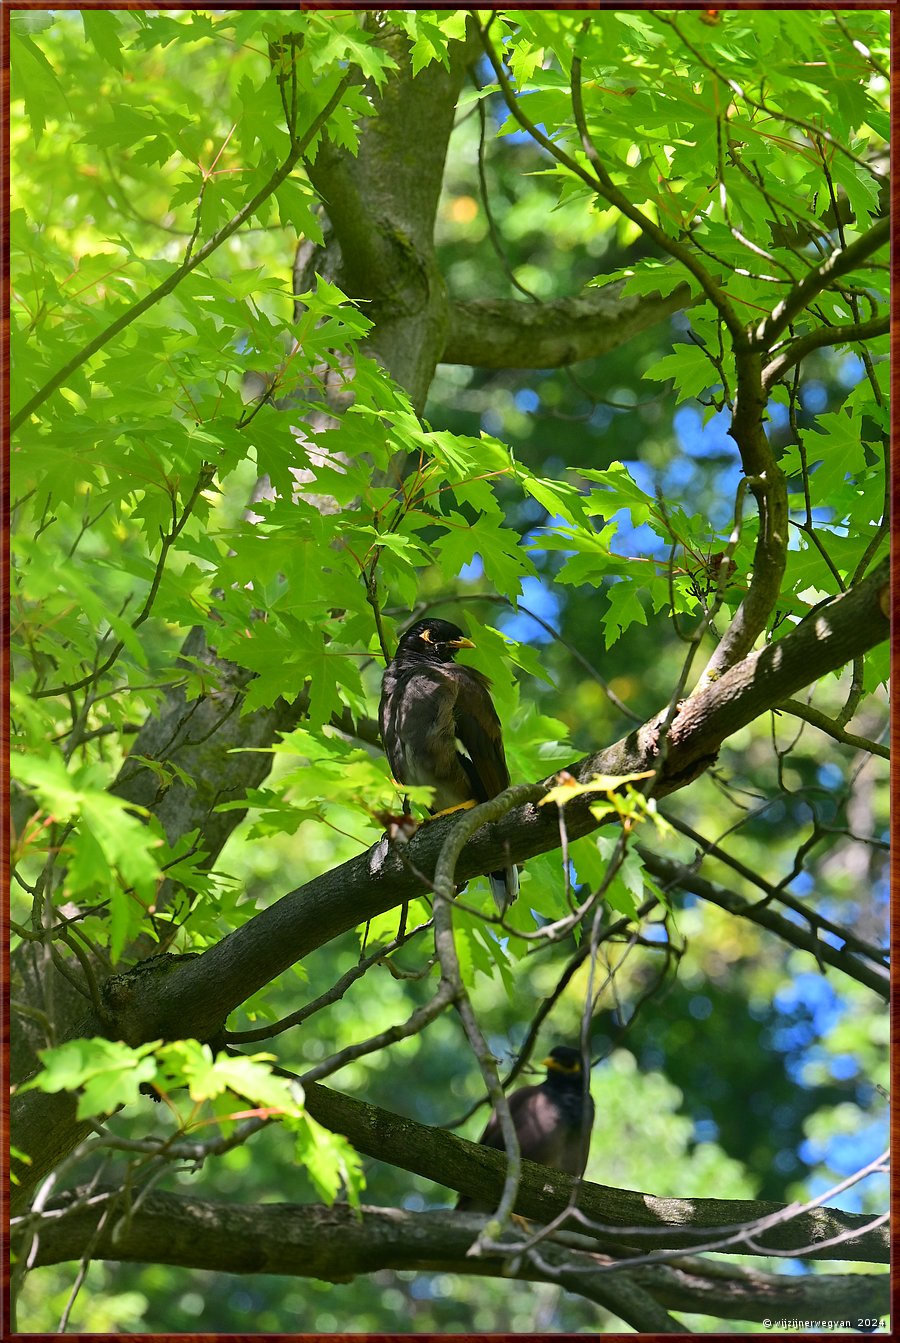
[396,618,475,664]
[543,1046,587,1076]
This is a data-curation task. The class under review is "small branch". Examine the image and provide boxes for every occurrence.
[776,699,889,761]
[763,314,889,390]
[31,465,213,700]
[660,813,888,968]
[56,1195,117,1331]
[57,932,105,1020]
[693,438,782,688]
[293,977,457,1087]
[364,555,393,665]
[82,1114,271,1164]
[476,21,743,342]
[655,12,888,184]
[831,11,889,80]
[224,917,432,1045]
[636,848,888,1000]
[474,77,539,301]
[436,592,643,723]
[431,785,544,1242]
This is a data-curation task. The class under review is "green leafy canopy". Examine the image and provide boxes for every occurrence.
[10,10,888,1317]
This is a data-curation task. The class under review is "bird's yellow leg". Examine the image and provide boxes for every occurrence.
[429,800,477,819]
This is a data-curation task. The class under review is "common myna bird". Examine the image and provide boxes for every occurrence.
[379,617,518,910]
[457,1046,594,1210]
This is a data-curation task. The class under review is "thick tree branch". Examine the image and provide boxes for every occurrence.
[98,561,892,1046]
[639,1255,887,1324]
[20,1075,888,1266]
[11,557,888,1207]
[298,1086,888,1263]
[664,555,887,767]
[19,1192,683,1332]
[442,281,692,368]
[23,1191,889,1327]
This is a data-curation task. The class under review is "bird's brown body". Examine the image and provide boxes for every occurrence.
[458,1046,594,1211]
[379,619,518,909]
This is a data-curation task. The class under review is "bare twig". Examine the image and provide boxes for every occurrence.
[637,848,887,999]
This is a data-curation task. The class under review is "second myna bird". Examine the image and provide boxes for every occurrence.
[458,1046,594,1210]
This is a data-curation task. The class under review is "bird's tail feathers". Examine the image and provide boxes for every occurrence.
[490,865,519,913]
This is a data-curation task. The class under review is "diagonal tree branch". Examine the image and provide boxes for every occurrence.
[763,314,889,391]
[751,217,890,351]
[102,559,892,1048]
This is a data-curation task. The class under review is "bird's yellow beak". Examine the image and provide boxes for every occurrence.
[544,1054,580,1074]
[449,636,475,650]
